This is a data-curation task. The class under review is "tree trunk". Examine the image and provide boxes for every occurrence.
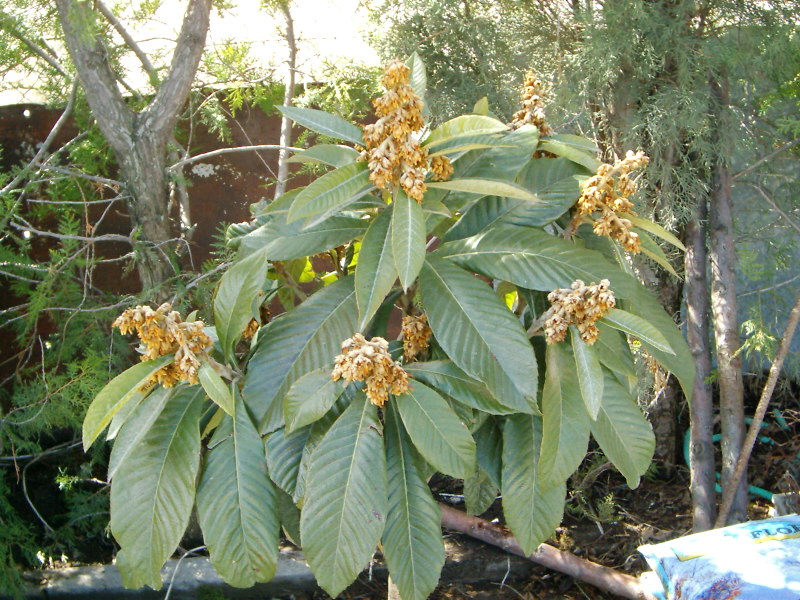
[119,134,175,295]
[56,0,211,297]
[684,197,716,531]
[274,1,297,200]
[708,73,747,525]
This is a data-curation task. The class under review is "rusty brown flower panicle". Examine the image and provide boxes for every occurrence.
[361,59,452,202]
[113,303,212,386]
[402,313,432,361]
[577,150,649,253]
[510,72,553,136]
[542,279,616,345]
[331,333,410,407]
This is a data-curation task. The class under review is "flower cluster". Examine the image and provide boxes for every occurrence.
[510,72,553,136]
[362,59,452,202]
[331,333,410,407]
[113,303,212,386]
[402,314,432,361]
[542,280,616,345]
[577,150,649,253]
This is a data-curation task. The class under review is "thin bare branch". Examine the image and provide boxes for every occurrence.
[94,0,159,86]
[733,137,800,181]
[0,82,79,197]
[0,10,69,77]
[169,144,301,170]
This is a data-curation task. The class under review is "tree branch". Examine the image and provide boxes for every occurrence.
[715,292,800,528]
[93,0,159,86]
[733,137,800,181]
[0,10,69,77]
[439,503,655,599]
[142,0,211,136]
[168,144,301,170]
[0,82,78,197]
[56,0,134,155]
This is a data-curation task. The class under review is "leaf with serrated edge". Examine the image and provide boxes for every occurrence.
[419,257,538,408]
[601,308,674,354]
[392,191,426,291]
[395,381,475,479]
[214,247,268,359]
[284,367,346,433]
[243,276,358,434]
[83,355,172,450]
[287,162,371,223]
[108,386,173,480]
[300,395,387,597]
[591,370,655,488]
[427,178,539,202]
[240,215,367,261]
[474,417,503,488]
[278,105,363,145]
[405,360,527,414]
[356,208,397,329]
[464,466,498,516]
[198,361,234,416]
[197,394,279,587]
[501,414,566,555]
[570,326,604,419]
[437,225,639,299]
[265,426,309,497]
[111,386,204,590]
[405,51,427,108]
[383,403,445,600]
[538,343,590,488]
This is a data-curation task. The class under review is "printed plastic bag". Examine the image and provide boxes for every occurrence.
[639,515,800,599]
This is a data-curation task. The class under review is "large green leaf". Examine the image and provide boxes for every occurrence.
[501,414,566,555]
[107,386,172,480]
[83,356,172,450]
[275,487,301,546]
[619,286,695,400]
[464,466,498,516]
[395,381,476,479]
[198,361,234,416]
[287,144,359,168]
[264,426,309,497]
[443,157,583,242]
[437,225,637,299]
[423,115,507,146]
[196,395,279,587]
[593,322,636,377]
[473,417,503,488]
[537,134,601,171]
[382,403,445,600]
[356,208,397,329]
[538,344,590,488]
[427,178,540,202]
[419,257,538,408]
[243,276,358,434]
[287,161,372,224]
[283,367,346,433]
[278,105,363,145]
[601,308,674,354]
[240,213,366,261]
[405,360,528,414]
[459,126,540,181]
[300,395,387,597]
[110,386,204,589]
[570,326,604,419]
[405,51,427,109]
[391,191,426,291]
[624,213,686,251]
[214,247,268,359]
[591,370,655,489]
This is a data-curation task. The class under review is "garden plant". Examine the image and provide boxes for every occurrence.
[82,56,693,600]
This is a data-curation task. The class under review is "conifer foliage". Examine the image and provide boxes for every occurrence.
[84,56,693,599]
